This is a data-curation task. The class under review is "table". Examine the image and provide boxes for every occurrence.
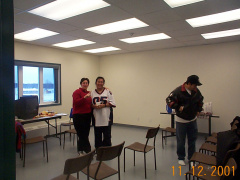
[17,113,67,141]
[160,112,219,136]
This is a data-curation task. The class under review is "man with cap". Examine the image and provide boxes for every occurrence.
[166,75,204,166]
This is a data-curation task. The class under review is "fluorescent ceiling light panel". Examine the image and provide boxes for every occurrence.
[202,28,240,39]
[28,0,110,21]
[84,47,120,53]
[186,8,240,27]
[53,39,95,48]
[85,18,149,34]
[120,33,171,43]
[164,0,204,8]
[14,28,59,41]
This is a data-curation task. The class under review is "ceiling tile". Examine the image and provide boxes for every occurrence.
[14,22,35,34]
[39,22,79,33]
[14,0,55,11]
[107,0,169,16]
[61,6,131,29]
[15,12,55,26]
[12,0,240,55]
[139,9,183,26]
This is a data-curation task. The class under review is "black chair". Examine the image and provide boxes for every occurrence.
[124,125,160,179]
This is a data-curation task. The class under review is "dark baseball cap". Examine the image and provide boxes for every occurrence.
[186,75,202,86]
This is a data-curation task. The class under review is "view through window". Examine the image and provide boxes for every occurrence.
[14,60,61,106]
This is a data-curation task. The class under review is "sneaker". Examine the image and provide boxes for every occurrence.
[78,151,86,156]
[81,151,86,155]
[178,160,186,166]
[190,162,194,167]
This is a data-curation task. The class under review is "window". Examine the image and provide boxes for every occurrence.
[14,60,61,106]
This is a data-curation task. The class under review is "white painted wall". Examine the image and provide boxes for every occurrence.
[99,41,240,133]
[15,41,240,133]
[14,42,99,128]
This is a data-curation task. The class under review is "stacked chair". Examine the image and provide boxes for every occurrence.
[185,117,240,179]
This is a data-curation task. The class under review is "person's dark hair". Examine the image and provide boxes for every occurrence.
[95,76,105,84]
[80,78,89,85]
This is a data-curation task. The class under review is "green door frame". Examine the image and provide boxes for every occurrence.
[0,0,15,179]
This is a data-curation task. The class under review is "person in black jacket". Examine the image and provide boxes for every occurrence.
[166,75,204,166]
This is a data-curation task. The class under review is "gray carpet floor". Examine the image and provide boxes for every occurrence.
[16,124,206,180]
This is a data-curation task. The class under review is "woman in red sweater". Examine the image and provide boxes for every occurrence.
[72,78,92,154]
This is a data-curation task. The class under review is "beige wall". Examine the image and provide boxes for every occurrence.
[99,41,240,133]
[15,42,99,127]
[15,41,240,133]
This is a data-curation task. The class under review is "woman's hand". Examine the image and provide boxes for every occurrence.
[84,93,91,99]
[92,103,107,109]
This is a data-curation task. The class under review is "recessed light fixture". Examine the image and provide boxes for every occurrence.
[14,28,59,41]
[202,28,240,39]
[186,8,240,27]
[29,0,110,21]
[53,39,95,48]
[85,18,148,34]
[84,47,120,53]
[164,0,204,8]
[120,33,171,43]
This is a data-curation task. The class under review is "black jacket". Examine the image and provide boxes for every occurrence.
[166,83,204,120]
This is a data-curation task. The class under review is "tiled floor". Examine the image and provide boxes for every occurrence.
[16,124,206,180]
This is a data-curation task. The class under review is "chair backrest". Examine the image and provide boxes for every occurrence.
[146,125,160,139]
[144,125,160,149]
[63,150,95,176]
[222,142,240,166]
[69,108,73,120]
[220,158,237,180]
[96,141,125,161]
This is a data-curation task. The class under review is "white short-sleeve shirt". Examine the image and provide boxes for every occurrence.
[91,88,116,126]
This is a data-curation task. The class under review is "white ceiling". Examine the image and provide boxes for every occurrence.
[14,0,240,56]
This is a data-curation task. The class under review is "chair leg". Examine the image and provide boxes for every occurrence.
[87,166,89,180]
[21,142,23,160]
[134,151,135,166]
[76,136,79,153]
[124,148,126,172]
[60,125,62,146]
[63,132,66,149]
[162,130,164,149]
[23,143,26,167]
[73,134,75,146]
[69,126,72,141]
[46,139,48,162]
[154,147,157,170]
[144,152,147,179]
[43,141,45,157]
[118,156,121,180]
[165,130,167,145]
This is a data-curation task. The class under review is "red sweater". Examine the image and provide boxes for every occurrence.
[72,88,92,114]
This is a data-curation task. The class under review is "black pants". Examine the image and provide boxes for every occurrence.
[94,125,112,149]
[73,113,91,153]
